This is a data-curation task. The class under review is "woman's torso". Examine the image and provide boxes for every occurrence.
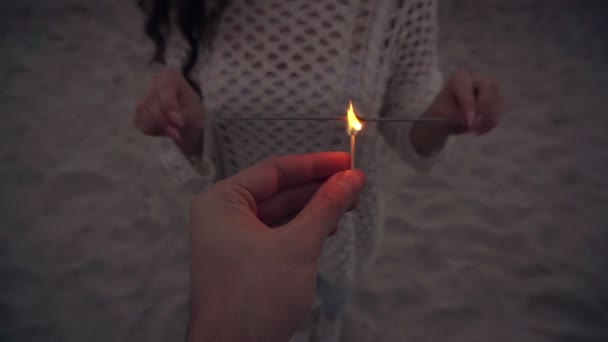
[194,0,419,281]
[196,0,414,177]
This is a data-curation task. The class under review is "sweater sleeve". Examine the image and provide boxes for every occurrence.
[159,138,215,193]
[378,0,446,173]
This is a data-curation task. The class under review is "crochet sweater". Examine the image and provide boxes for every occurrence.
[160,0,445,287]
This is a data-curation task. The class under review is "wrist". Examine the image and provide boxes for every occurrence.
[186,292,284,342]
[421,110,454,136]
[409,112,451,157]
[187,303,241,342]
[187,315,281,342]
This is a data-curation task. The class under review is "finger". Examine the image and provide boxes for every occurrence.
[451,71,476,128]
[259,182,359,227]
[168,110,184,129]
[257,181,324,226]
[158,85,184,128]
[286,170,366,254]
[475,81,501,135]
[148,98,171,132]
[165,126,182,143]
[221,152,350,203]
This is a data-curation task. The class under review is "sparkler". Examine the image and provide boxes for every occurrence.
[221,102,445,170]
[223,116,444,123]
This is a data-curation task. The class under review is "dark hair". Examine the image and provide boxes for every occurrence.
[137,0,230,95]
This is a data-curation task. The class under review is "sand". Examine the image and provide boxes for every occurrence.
[1,0,607,341]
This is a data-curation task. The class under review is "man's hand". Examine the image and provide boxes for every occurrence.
[187,152,366,342]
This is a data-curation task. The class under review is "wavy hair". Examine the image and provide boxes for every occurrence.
[137,0,230,95]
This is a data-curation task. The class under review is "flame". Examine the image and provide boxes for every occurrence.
[346,101,362,134]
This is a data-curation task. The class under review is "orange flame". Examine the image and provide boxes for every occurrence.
[346,101,362,135]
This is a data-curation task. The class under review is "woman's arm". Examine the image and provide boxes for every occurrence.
[408,111,452,158]
[378,0,446,172]
[380,1,503,165]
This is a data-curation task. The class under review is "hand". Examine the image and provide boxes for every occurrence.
[187,152,366,342]
[134,69,205,154]
[426,70,503,135]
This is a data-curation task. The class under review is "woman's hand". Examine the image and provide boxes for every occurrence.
[408,70,502,157]
[426,70,503,135]
[134,69,205,156]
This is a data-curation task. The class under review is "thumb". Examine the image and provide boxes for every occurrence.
[451,71,476,127]
[286,170,366,253]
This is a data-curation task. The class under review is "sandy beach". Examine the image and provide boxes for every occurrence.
[1,0,607,341]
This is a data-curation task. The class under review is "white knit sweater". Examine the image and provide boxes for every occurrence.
[160,0,444,287]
